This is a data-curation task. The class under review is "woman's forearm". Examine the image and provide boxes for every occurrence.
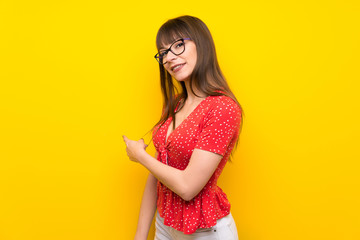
[134,173,158,239]
[123,136,222,201]
[137,150,191,201]
[136,148,222,201]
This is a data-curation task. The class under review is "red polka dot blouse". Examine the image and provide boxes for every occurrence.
[152,94,242,235]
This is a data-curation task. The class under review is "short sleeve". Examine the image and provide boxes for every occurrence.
[195,96,242,156]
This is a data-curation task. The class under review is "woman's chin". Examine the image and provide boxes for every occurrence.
[173,76,190,82]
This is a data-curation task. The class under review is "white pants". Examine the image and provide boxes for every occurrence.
[155,212,239,240]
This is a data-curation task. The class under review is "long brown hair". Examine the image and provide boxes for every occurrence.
[153,15,243,133]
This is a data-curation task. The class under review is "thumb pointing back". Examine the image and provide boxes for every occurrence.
[123,135,129,144]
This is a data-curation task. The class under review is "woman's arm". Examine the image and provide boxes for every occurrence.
[138,148,221,201]
[123,136,222,201]
[124,98,241,202]
[134,153,158,240]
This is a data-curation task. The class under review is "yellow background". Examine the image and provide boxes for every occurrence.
[1,0,359,239]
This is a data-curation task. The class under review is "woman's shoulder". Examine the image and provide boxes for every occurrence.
[200,94,242,134]
[207,94,241,111]
[201,95,242,126]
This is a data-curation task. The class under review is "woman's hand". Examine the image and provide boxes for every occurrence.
[123,135,148,163]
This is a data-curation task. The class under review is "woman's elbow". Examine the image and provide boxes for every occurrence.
[176,173,202,201]
[179,187,199,201]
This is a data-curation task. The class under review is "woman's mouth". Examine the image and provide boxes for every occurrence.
[172,63,185,72]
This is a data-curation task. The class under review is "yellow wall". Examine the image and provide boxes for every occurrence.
[1,0,359,239]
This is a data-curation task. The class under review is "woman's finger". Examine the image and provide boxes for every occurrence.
[139,138,147,146]
[123,135,132,147]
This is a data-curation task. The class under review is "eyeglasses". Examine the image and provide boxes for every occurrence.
[154,38,191,65]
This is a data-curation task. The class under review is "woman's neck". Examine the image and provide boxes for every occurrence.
[184,81,207,104]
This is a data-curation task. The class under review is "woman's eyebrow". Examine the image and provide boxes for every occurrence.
[158,40,174,51]
[158,44,169,51]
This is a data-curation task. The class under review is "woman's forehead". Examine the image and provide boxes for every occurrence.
[157,32,187,49]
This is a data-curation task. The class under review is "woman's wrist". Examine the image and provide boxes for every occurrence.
[136,148,149,164]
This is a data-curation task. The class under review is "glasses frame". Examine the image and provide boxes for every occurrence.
[154,38,191,65]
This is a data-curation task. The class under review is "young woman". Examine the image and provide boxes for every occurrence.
[123,15,243,240]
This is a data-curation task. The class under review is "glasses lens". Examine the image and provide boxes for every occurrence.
[155,39,186,64]
[158,50,167,64]
[171,39,185,55]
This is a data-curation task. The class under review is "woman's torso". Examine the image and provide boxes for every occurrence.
[153,94,242,234]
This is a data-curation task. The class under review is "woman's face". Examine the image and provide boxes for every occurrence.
[161,39,197,82]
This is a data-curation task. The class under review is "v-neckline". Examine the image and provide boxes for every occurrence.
[164,96,210,144]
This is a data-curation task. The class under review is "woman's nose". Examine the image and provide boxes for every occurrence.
[165,51,177,63]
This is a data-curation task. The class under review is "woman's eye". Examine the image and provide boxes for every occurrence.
[175,42,184,48]
[159,51,167,57]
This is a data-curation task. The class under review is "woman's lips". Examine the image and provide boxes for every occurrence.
[172,63,185,72]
